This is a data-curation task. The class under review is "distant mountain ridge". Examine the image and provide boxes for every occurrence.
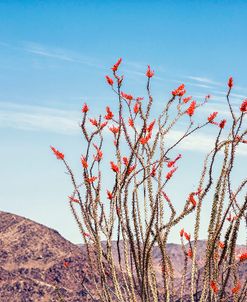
[0,211,246,301]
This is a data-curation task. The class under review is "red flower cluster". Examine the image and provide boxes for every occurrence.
[122,156,128,166]
[210,281,218,294]
[146,120,156,132]
[183,96,192,104]
[112,58,122,72]
[172,84,186,97]
[146,65,154,78]
[109,125,119,135]
[228,76,233,88]
[85,176,97,183]
[187,249,193,258]
[133,102,140,114]
[82,103,89,113]
[238,252,247,262]
[100,121,108,129]
[232,282,241,294]
[63,261,70,268]
[50,146,64,160]
[219,119,226,129]
[188,193,197,207]
[81,155,88,168]
[240,99,247,112]
[186,101,196,117]
[218,241,225,249]
[105,106,114,120]
[136,97,144,101]
[93,144,103,161]
[89,118,98,127]
[166,167,177,180]
[129,118,134,128]
[68,196,80,203]
[151,164,157,177]
[105,75,114,86]
[140,132,152,145]
[184,232,191,241]
[110,161,119,173]
[121,91,134,102]
[127,164,136,175]
[208,111,218,124]
[167,154,181,168]
[107,190,113,200]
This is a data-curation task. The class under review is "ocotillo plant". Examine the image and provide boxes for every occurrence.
[51,59,247,302]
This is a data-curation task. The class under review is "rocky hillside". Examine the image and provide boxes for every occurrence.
[0,211,100,302]
[0,211,246,301]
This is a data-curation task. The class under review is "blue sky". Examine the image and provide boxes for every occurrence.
[0,1,246,244]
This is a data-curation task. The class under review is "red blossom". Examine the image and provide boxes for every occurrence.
[210,281,218,294]
[180,228,184,237]
[93,144,103,161]
[146,65,154,78]
[129,118,134,128]
[82,103,89,113]
[167,154,181,168]
[172,84,186,97]
[136,97,144,101]
[184,232,191,241]
[133,102,139,114]
[109,125,119,134]
[183,96,192,103]
[228,76,233,88]
[238,252,247,262]
[89,118,98,127]
[218,241,225,249]
[50,146,64,160]
[140,132,152,145]
[105,75,114,86]
[63,261,70,268]
[107,190,113,200]
[81,155,88,168]
[122,156,129,166]
[85,176,97,183]
[188,193,197,207]
[227,213,232,222]
[219,119,226,129]
[208,112,218,123]
[105,106,114,120]
[127,164,136,175]
[186,100,196,117]
[151,164,157,177]
[110,161,119,173]
[187,249,193,258]
[68,196,80,203]
[147,120,156,132]
[121,91,134,102]
[166,167,177,180]
[83,232,91,238]
[112,58,122,72]
[100,121,108,129]
[240,99,247,112]
[232,282,241,294]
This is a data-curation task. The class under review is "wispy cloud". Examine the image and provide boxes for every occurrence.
[0,102,246,155]
[167,129,247,155]
[0,102,80,134]
[186,76,223,86]
[22,42,104,68]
